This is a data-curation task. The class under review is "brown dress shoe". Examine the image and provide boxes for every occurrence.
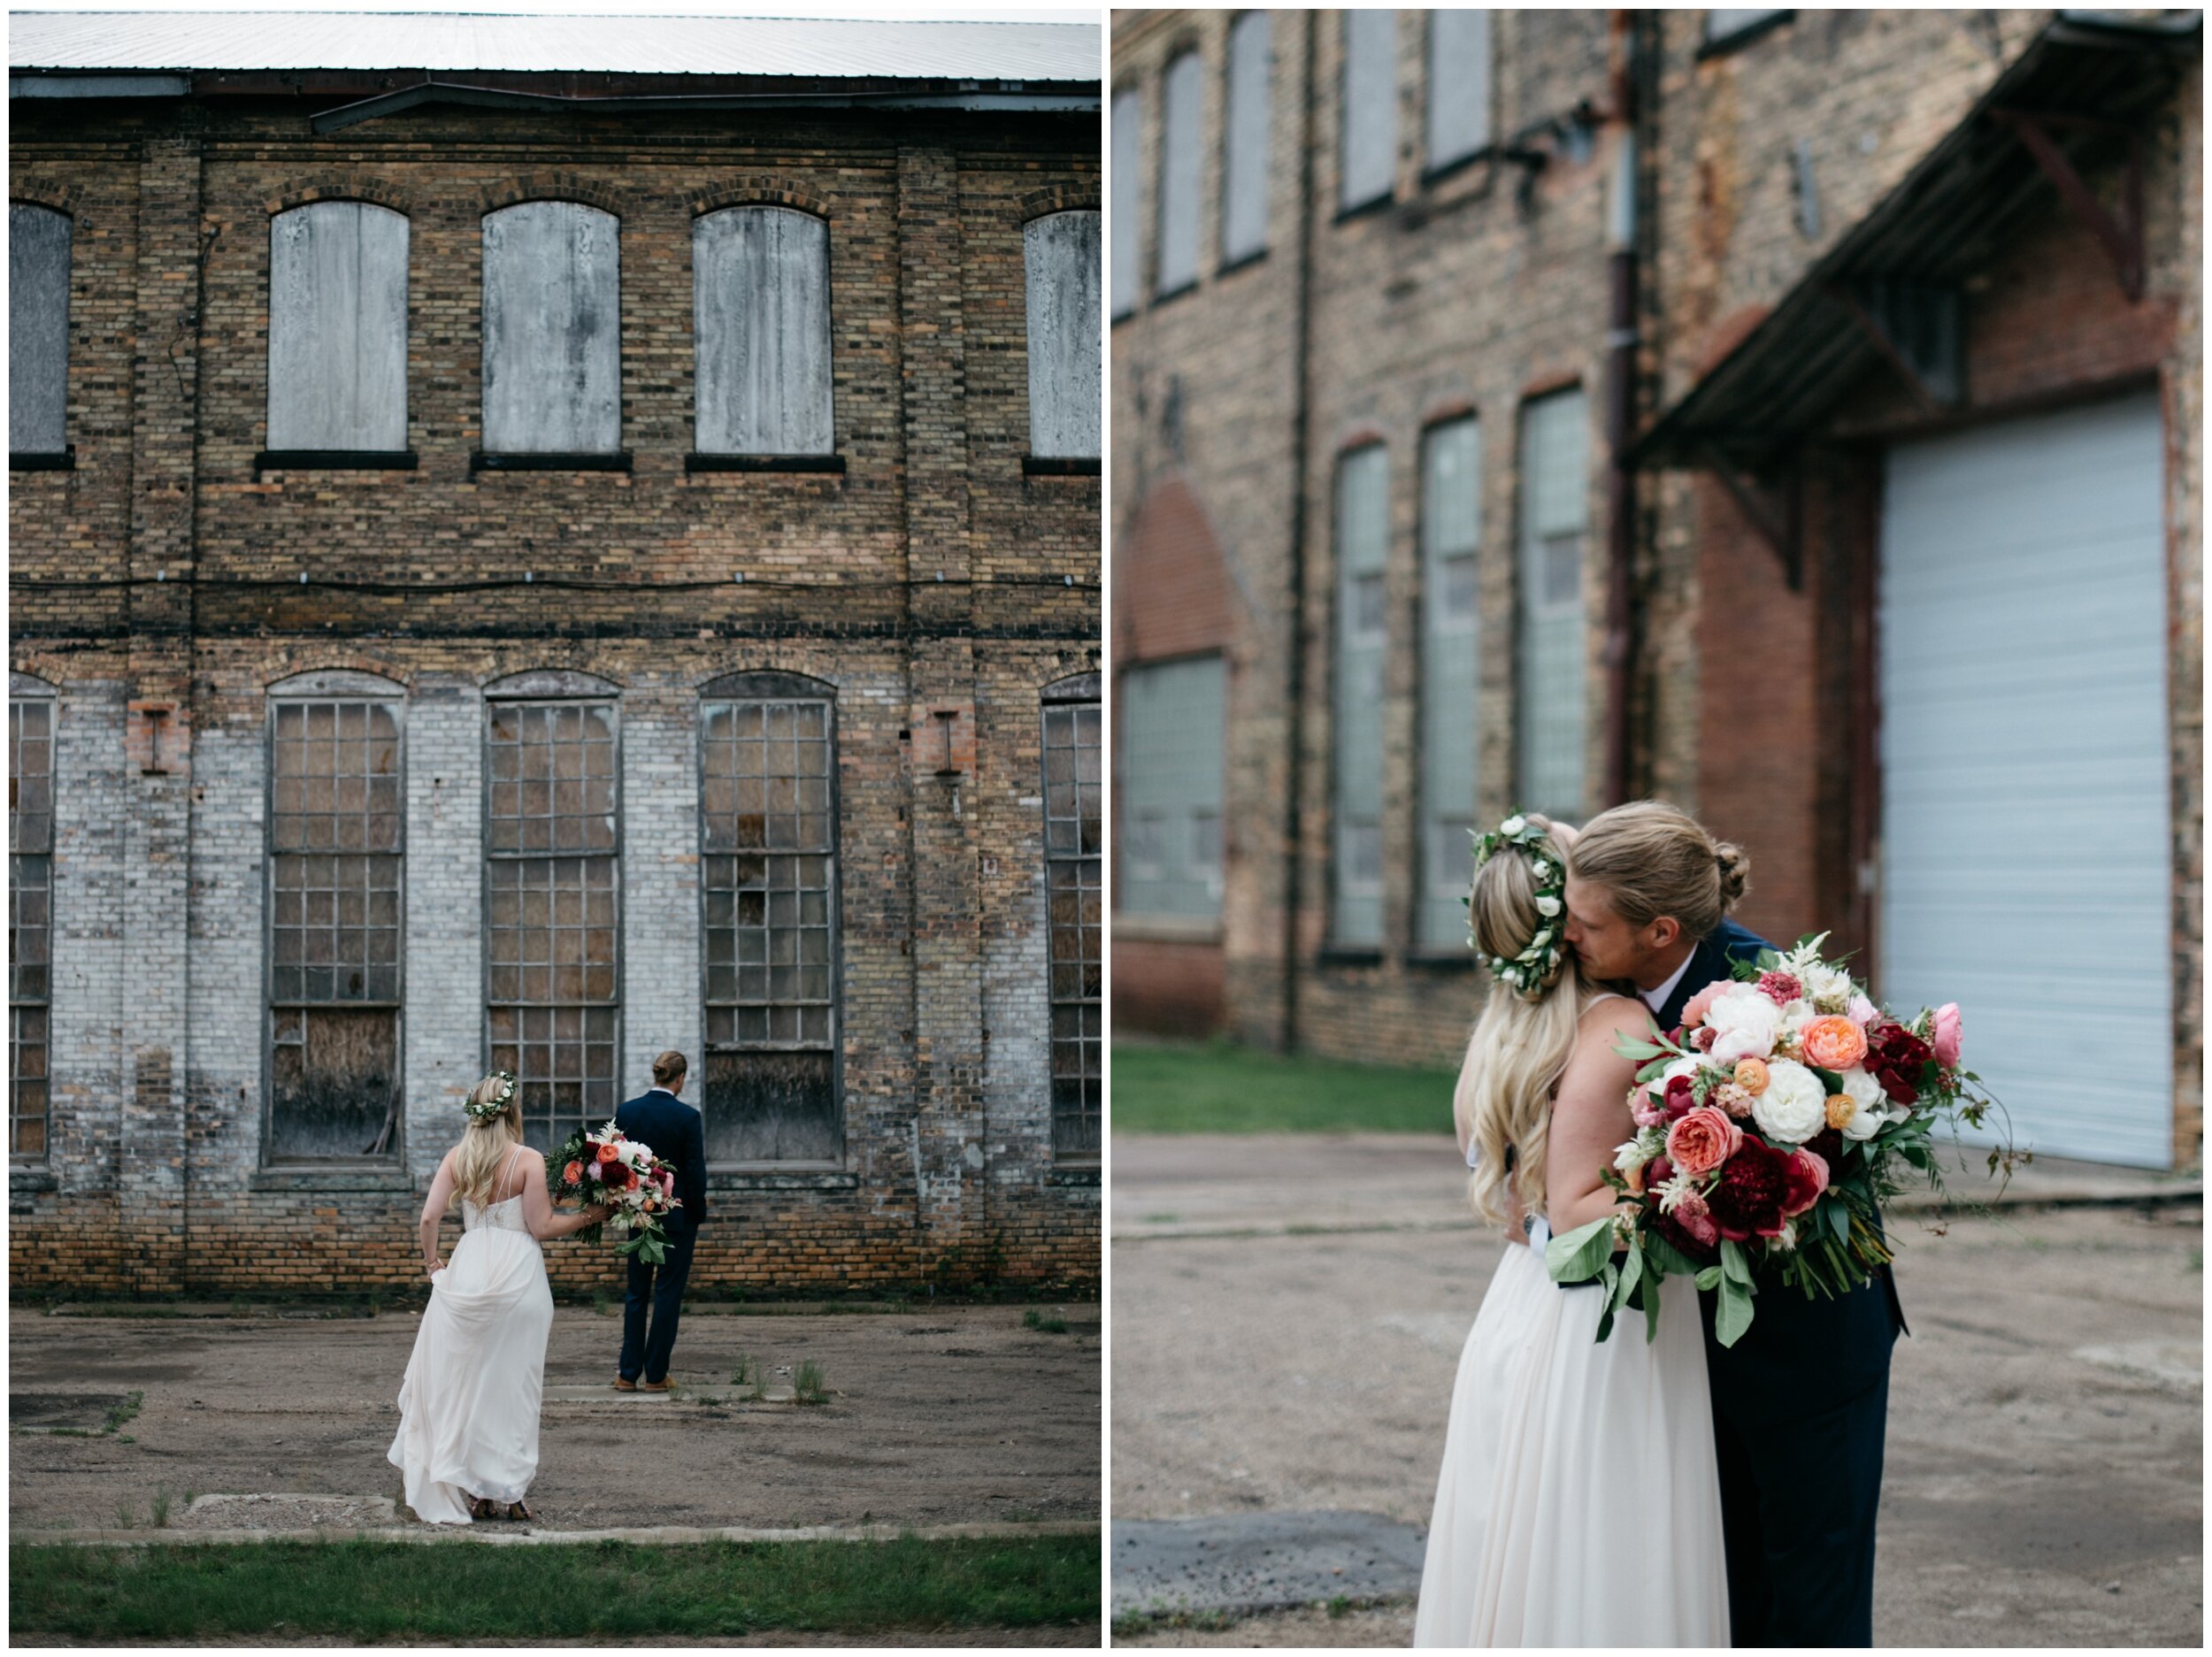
[613,1377,638,1392]
[640,1377,671,1392]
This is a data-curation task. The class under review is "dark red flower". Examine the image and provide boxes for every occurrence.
[1705,1135,1791,1240]
[1692,1025,1717,1052]
[1757,970,1802,1007]
[1663,1074,1696,1121]
[1867,1024,1934,1104]
[1804,1127,1845,1169]
[1645,1154,1676,1190]
[1655,1208,1719,1265]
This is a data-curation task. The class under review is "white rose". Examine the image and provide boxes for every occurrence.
[1837,1066,1886,1141]
[1803,963,1852,1012]
[1708,986,1781,1065]
[1750,1059,1827,1145]
[1501,816,1525,836]
[1530,860,1550,878]
[1613,1138,1649,1175]
[1535,894,1562,917]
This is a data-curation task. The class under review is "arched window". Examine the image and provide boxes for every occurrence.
[1332,442,1389,947]
[693,207,833,456]
[1221,12,1273,266]
[698,672,841,1164]
[1023,211,1101,461]
[266,677,404,1160]
[1516,388,1590,820]
[480,201,621,455]
[267,201,410,452]
[10,203,71,458]
[11,675,57,1158]
[1156,50,1202,295]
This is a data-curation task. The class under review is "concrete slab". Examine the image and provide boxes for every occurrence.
[1110,1510,1426,1619]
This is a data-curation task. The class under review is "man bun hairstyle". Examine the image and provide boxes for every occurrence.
[1567,800,1748,940]
[652,1049,687,1087]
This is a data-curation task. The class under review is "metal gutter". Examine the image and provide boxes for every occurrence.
[309,80,1096,133]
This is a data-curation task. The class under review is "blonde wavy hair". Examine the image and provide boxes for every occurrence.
[1453,814,1596,1228]
[450,1072,527,1209]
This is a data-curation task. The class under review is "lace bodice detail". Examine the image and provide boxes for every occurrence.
[461,1193,529,1234]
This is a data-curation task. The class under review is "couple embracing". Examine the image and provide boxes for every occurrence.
[1413,802,1903,1648]
[386,1050,709,1524]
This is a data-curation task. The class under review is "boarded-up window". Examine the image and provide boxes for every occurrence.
[1706,9,1790,44]
[694,206,833,456]
[1340,10,1399,211]
[1221,11,1272,265]
[1111,86,1142,318]
[11,696,53,1158]
[1157,50,1202,294]
[269,701,403,1159]
[1333,444,1389,945]
[1115,656,1223,920]
[1419,417,1481,950]
[1517,390,1588,820]
[1024,211,1101,460]
[700,686,839,1164]
[1042,681,1102,1159]
[480,201,620,454]
[267,201,409,451]
[1426,11,1493,172]
[486,701,620,1150]
[10,203,70,456]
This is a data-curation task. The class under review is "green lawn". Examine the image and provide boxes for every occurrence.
[1111,1040,1458,1134]
[10,1533,1100,1642]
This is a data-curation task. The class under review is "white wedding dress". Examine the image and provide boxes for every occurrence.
[1413,1004,1731,1647]
[387,1147,554,1524]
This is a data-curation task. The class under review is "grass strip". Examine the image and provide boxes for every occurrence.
[11,1532,1100,1642]
[1112,1041,1457,1134]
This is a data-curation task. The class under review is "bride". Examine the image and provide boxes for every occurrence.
[1412,815,1728,1646]
[388,1071,610,1524]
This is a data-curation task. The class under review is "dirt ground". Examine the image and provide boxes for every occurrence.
[9,1300,1099,1535]
[1110,1132,2202,1648]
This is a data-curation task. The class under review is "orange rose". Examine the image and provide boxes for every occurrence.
[1825,1093,1856,1131]
[1799,1016,1869,1072]
[595,1142,621,1164]
[1732,1058,1770,1096]
[562,1159,585,1185]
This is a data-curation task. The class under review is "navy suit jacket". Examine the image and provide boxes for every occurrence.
[1652,916,1770,1034]
[613,1088,709,1231]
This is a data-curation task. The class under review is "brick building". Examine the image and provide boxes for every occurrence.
[8,12,1104,1295]
[1110,9,2200,1168]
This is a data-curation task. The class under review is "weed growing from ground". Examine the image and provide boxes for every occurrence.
[794,1361,828,1406]
[1021,1308,1069,1334]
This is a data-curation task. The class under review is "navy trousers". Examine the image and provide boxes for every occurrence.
[618,1215,695,1384]
[1702,1270,1898,1646]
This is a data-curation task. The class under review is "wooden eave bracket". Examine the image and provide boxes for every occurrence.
[1695,443,1802,591]
[1989,108,2144,301]
[1824,283,1960,412]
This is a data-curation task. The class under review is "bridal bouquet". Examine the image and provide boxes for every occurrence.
[1546,933,2014,1347]
[548,1122,683,1264]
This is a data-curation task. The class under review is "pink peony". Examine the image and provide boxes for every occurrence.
[1631,1088,1667,1130]
[1674,1193,1719,1247]
[1680,980,1729,1030]
[1781,1147,1830,1216]
[1932,1003,1962,1068]
[1666,1107,1743,1178]
[1847,993,1878,1028]
[587,1161,603,1181]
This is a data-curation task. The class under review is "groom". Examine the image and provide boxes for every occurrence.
[612,1050,709,1392]
[1564,802,1904,1648]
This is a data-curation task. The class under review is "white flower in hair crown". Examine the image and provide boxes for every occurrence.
[465,1071,518,1120]
[1464,813,1567,991]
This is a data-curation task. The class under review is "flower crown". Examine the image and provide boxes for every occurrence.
[1465,813,1567,993]
[465,1071,518,1121]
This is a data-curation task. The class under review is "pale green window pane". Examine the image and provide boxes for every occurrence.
[1517,390,1586,820]
[1118,656,1225,920]
[1421,417,1480,949]
[1333,444,1388,946]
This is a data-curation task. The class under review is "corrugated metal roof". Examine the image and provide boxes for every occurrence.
[1632,11,2200,472]
[8,11,1099,81]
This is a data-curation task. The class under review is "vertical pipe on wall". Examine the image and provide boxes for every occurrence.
[1280,10,1318,1053]
[1600,11,1640,809]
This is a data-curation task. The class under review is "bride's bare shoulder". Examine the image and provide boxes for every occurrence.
[1578,992,1652,1043]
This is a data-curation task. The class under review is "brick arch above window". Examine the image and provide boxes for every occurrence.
[11,670,58,699]
[699,670,836,701]
[1018,184,1102,226]
[263,178,415,219]
[689,177,832,219]
[1042,671,1100,702]
[484,668,623,701]
[477,177,629,220]
[260,651,412,689]
[267,667,408,699]
[9,181,82,218]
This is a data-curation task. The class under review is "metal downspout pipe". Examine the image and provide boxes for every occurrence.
[1601,11,1642,808]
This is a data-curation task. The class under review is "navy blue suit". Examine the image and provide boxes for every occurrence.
[1660,920,1904,1648]
[612,1086,708,1385]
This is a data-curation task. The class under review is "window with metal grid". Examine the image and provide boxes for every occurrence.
[1517,388,1589,820]
[11,698,53,1159]
[485,701,620,1152]
[1042,687,1101,1160]
[1420,416,1481,950]
[1333,443,1389,946]
[268,700,403,1159]
[700,692,839,1163]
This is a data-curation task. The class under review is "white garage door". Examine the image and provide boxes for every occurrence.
[1879,392,2170,1168]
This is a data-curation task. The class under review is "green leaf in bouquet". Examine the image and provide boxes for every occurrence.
[1694,1266,1724,1292]
[1822,1198,1851,1247]
[1644,1230,1701,1280]
[1634,1056,1673,1085]
[1613,1035,1666,1062]
[1544,1216,1617,1285]
[1643,1274,1663,1345]
[1715,1274,1755,1348]
[1609,1239,1644,1319]
[1719,1239,1754,1288]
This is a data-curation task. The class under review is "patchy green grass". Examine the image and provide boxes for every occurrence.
[1022,1308,1069,1334]
[793,1360,829,1406]
[1112,1041,1458,1135]
[11,1533,1100,1641]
